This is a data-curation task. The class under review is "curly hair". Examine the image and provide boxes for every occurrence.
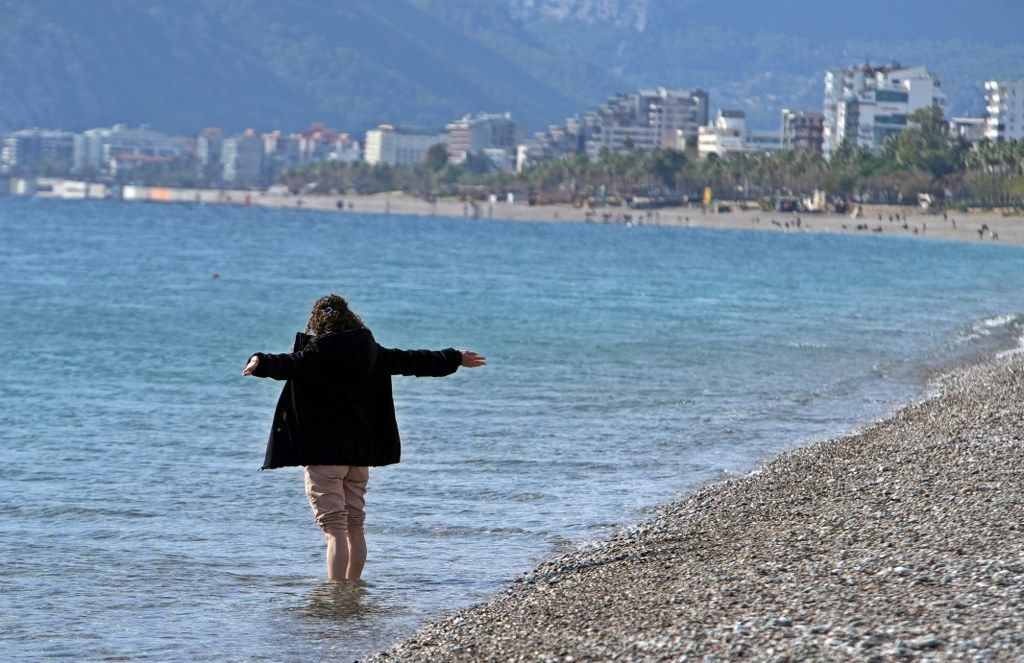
[305,293,368,336]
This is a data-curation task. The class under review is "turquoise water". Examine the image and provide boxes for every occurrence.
[2,198,1023,660]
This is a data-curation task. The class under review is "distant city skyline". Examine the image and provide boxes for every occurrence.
[3,62,1021,191]
[1,1,1022,136]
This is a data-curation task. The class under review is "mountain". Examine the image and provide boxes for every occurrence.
[489,0,1024,126]
[0,0,1021,135]
[0,0,613,134]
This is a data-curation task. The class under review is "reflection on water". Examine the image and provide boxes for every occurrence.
[298,581,385,623]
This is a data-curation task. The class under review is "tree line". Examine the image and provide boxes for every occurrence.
[282,107,1024,210]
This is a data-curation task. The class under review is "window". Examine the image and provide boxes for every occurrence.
[875,90,909,103]
[875,114,908,126]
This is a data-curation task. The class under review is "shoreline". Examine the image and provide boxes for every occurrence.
[9,188,1024,246]
[251,192,1024,247]
[373,349,1024,660]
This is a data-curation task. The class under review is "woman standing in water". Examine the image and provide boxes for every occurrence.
[242,294,485,580]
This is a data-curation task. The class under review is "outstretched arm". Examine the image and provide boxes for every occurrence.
[241,347,320,381]
[376,346,486,377]
[243,332,378,381]
[242,339,341,381]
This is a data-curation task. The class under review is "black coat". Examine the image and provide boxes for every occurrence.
[251,328,461,469]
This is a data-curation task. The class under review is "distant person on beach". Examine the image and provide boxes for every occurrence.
[242,294,486,580]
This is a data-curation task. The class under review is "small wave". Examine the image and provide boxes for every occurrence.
[785,341,829,349]
[981,313,1018,329]
[997,330,1024,358]
[948,313,1024,359]
[956,313,1023,344]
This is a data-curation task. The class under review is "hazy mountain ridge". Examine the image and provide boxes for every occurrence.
[0,0,1020,136]
[483,0,1024,126]
[0,0,594,133]
[508,0,650,30]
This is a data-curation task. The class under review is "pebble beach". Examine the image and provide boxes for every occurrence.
[375,353,1024,661]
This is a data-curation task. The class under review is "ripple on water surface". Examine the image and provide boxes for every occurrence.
[2,199,1024,659]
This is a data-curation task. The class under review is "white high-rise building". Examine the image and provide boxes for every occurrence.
[984,80,1024,142]
[823,63,944,156]
[517,87,709,168]
[584,88,709,158]
[446,112,523,169]
[698,110,782,157]
[364,125,448,166]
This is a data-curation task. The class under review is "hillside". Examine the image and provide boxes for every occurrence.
[0,0,1021,135]
[0,0,609,134]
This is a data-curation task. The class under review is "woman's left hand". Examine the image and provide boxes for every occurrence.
[242,355,260,376]
[460,350,486,368]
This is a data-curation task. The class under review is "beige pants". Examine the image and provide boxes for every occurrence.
[303,465,369,537]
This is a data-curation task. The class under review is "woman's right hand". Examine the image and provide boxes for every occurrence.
[460,350,486,368]
[242,355,260,376]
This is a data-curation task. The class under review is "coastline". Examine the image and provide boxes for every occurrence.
[373,350,1024,661]
[14,187,1023,246]
[248,191,1024,246]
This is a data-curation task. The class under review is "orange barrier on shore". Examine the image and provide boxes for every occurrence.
[149,187,173,202]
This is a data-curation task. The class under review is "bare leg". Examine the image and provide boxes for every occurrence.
[346,529,367,579]
[324,533,349,581]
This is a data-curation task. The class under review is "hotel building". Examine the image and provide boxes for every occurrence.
[823,63,944,156]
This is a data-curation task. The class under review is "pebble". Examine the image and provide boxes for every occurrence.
[909,636,942,650]
[374,355,1024,661]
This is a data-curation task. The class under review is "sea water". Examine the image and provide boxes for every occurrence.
[2,198,1023,660]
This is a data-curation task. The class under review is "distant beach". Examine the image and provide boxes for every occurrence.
[242,190,1024,246]
[19,179,1023,245]
[375,352,1024,661]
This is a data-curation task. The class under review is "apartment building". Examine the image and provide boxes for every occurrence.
[780,109,825,152]
[446,113,522,170]
[984,80,1024,142]
[364,124,448,166]
[0,129,75,174]
[823,63,944,155]
[221,129,263,185]
[698,110,782,157]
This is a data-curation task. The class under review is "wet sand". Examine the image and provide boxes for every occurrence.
[372,352,1024,661]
